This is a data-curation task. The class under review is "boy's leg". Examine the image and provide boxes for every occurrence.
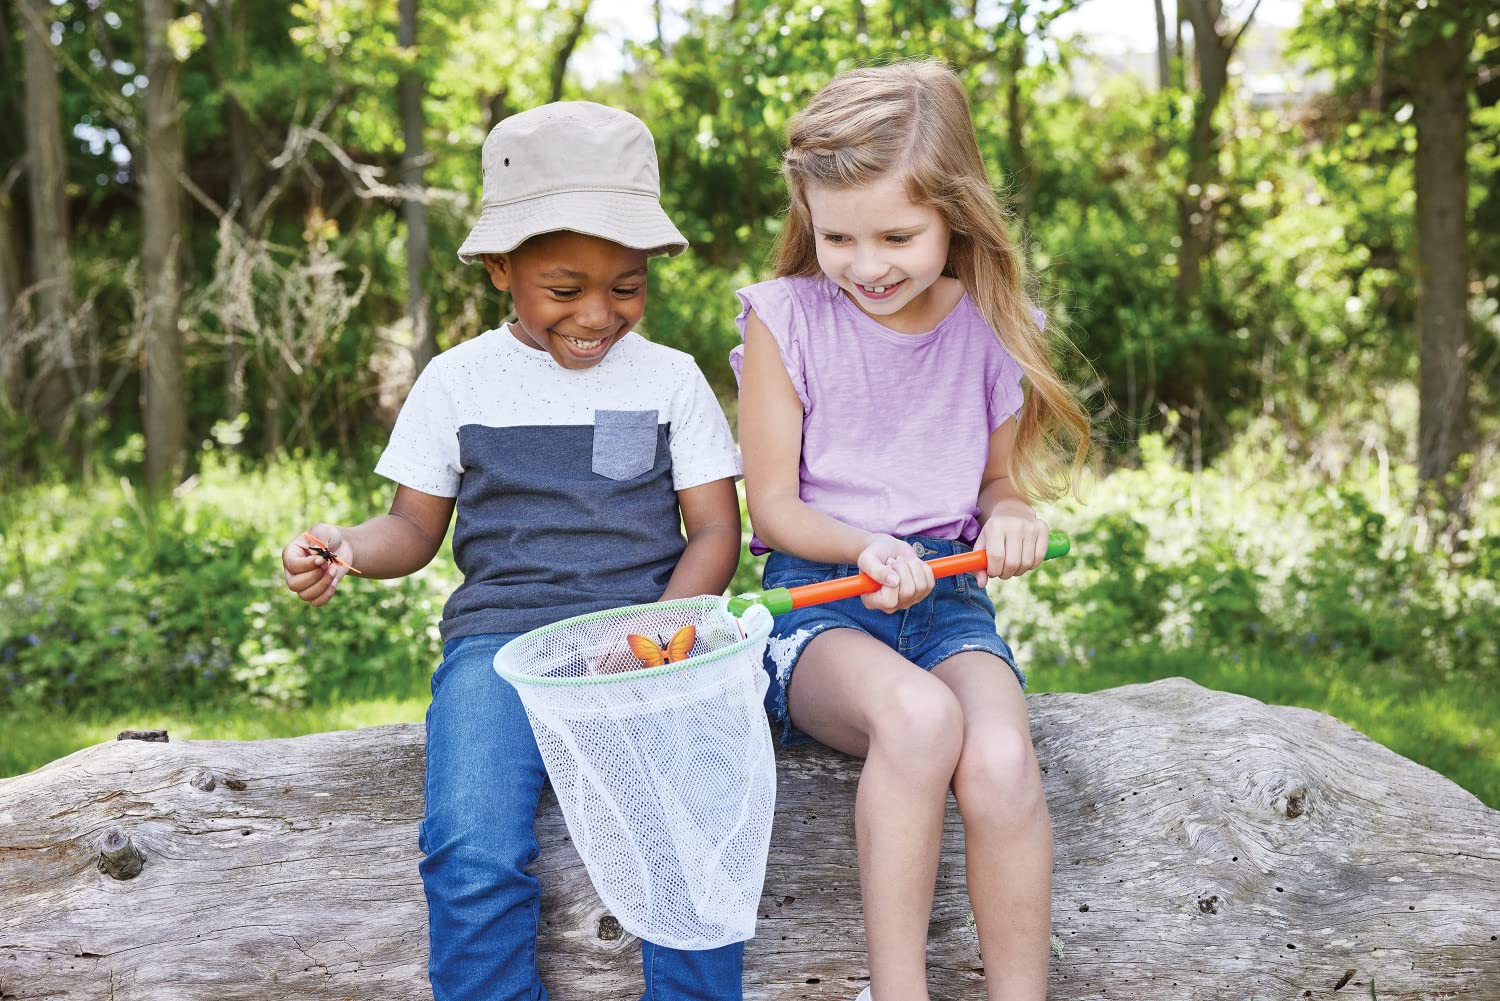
[931,653,1052,1001]
[421,632,548,1001]
[785,628,965,1001]
[640,940,745,1001]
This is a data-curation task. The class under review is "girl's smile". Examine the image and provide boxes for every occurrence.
[803,175,959,334]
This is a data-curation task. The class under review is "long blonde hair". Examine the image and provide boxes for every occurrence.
[774,59,1089,502]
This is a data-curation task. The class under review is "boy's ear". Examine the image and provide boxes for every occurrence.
[482,253,513,292]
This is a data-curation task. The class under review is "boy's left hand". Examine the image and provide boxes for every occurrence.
[974,512,1050,587]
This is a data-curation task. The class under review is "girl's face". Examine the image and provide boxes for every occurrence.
[803,175,953,333]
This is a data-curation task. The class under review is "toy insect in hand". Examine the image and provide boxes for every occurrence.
[303,531,364,576]
[626,625,696,667]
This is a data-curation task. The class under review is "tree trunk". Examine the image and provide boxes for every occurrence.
[141,0,187,489]
[399,0,435,376]
[1153,0,1171,92]
[1411,22,1471,495]
[1005,1,1034,260]
[549,0,593,103]
[2,679,1495,1000]
[203,0,260,422]
[0,171,23,413]
[19,0,75,439]
[1175,0,1235,306]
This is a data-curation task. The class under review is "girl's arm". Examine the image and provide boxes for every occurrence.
[738,310,927,610]
[282,485,455,607]
[659,477,742,600]
[973,419,1049,587]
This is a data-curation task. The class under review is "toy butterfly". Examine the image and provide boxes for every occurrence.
[625,625,697,667]
[303,531,364,576]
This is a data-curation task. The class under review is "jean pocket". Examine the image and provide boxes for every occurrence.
[591,409,659,480]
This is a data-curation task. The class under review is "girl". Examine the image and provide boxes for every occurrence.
[732,61,1089,1001]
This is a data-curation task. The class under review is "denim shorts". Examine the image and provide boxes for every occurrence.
[759,534,1026,747]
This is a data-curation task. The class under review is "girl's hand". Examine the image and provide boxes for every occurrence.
[282,523,354,607]
[856,535,935,613]
[974,512,1049,587]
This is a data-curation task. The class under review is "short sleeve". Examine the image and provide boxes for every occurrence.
[727,279,810,411]
[374,362,464,497]
[988,308,1042,432]
[667,360,743,490]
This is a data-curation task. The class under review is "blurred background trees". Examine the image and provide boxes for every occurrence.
[1,0,1496,799]
[1,0,1493,494]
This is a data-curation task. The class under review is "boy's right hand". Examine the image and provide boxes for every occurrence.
[282,524,354,607]
[856,535,935,614]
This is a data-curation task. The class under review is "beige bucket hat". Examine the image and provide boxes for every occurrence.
[457,101,688,263]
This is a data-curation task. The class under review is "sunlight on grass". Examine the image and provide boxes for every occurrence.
[2,697,428,777]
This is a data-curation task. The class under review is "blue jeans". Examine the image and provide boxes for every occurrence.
[420,632,745,1001]
[759,535,1026,747]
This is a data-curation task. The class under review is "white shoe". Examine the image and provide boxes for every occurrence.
[855,989,873,1001]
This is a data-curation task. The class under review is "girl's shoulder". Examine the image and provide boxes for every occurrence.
[739,273,840,305]
[735,275,840,334]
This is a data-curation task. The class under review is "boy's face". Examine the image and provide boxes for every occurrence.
[483,232,649,370]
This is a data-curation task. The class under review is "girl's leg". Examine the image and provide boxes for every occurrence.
[420,633,549,1001]
[787,628,966,1001]
[930,653,1053,1001]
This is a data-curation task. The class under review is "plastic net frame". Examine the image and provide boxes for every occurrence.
[494,597,776,949]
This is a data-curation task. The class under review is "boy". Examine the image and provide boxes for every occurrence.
[281,102,745,1001]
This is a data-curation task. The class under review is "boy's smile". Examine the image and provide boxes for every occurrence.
[483,232,649,370]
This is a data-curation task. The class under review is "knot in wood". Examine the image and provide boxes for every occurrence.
[191,770,217,792]
[596,915,622,941]
[1283,785,1310,819]
[96,826,145,880]
[116,729,168,743]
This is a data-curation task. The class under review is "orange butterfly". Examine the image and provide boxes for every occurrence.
[625,625,697,667]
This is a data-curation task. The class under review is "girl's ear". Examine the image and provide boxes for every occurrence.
[482,253,514,292]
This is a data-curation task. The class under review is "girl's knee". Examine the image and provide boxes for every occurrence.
[868,674,964,768]
[952,726,1047,823]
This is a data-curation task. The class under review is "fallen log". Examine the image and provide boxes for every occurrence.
[2,678,1496,1000]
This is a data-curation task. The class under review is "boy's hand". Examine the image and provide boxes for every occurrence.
[856,535,935,614]
[974,512,1049,587]
[282,524,354,607]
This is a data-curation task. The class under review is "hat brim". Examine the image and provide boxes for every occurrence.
[458,189,688,263]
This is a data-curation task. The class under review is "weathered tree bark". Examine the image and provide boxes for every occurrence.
[19,0,75,439]
[141,0,187,489]
[1,679,1495,1000]
[1411,20,1472,497]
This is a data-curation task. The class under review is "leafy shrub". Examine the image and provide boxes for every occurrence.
[0,452,456,713]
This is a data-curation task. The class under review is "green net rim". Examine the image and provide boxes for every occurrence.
[494,597,772,688]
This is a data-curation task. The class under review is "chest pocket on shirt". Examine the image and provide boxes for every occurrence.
[592,409,659,480]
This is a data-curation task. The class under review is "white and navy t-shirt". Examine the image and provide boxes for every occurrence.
[376,326,743,640]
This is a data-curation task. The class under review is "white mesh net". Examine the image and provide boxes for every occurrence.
[494,598,776,949]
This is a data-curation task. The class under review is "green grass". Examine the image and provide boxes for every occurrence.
[1029,650,1499,809]
[0,697,428,778]
[5,651,1493,811]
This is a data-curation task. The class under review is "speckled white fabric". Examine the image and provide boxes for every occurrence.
[377,326,742,639]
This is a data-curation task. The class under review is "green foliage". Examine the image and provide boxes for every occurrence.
[0,452,456,712]
[1002,424,1500,681]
